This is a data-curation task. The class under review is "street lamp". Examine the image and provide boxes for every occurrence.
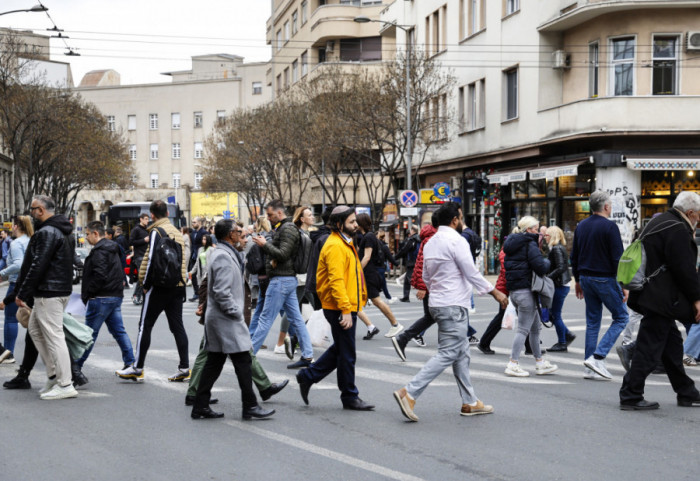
[354,15,414,233]
[0,4,48,16]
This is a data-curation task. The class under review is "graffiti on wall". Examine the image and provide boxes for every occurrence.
[606,185,640,247]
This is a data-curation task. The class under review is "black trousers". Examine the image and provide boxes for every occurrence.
[20,330,39,371]
[480,306,506,349]
[397,295,435,344]
[134,286,188,369]
[195,351,257,410]
[402,266,414,300]
[620,314,699,404]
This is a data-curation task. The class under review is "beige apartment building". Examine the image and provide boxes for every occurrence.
[74,54,271,230]
[377,0,700,269]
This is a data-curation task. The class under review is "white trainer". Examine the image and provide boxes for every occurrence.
[385,323,404,338]
[505,361,530,377]
[535,359,558,375]
[40,378,58,394]
[584,356,612,379]
[273,344,286,354]
[583,367,608,381]
[40,383,78,400]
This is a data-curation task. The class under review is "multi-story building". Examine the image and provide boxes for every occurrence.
[379,0,700,269]
[74,54,271,229]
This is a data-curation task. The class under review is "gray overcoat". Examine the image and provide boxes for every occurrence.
[204,242,252,354]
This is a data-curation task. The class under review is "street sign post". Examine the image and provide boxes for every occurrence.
[433,182,450,200]
[400,190,418,207]
[400,207,418,216]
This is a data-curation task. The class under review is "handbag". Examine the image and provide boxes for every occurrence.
[531,271,555,308]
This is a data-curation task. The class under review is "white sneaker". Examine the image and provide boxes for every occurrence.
[683,354,698,367]
[116,364,144,381]
[273,344,286,354]
[40,383,78,400]
[0,349,12,363]
[40,378,58,394]
[583,367,608,381]
[505,361,529,377]
[385,323,404,338]
[584,356,612,379]
[468,307,476,314]
[535,359,558,375]
[387,298,398,304]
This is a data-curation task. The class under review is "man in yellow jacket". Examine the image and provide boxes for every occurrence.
[295,206,374,410]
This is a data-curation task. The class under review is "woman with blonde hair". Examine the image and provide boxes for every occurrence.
[502,216,558,377]
[545,225,576,352]
[0,215,34,363]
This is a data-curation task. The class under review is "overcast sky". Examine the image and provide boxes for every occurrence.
[1,0,271,85]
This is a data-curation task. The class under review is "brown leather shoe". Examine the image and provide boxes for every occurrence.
[460,400,494,416]
[393,387,418,421]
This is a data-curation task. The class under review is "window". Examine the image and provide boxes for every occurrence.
[194,173,203,190]
[127,115,136,131]
[276,74,282,94]
[460,79,485,131]
[107,115,115,132]
[284,21,290,43]
[172,173,181,189]
[283,67,289,89]
[217,110,226,123]
[506,0,519,16]
[301,1,308,25]
[426,6,447,56]
[253,81,262,95]
[276,30,282,51]
[292,11,298,35]
[171,112,180,129]
[292,60,298,83]
[428,94,448,140]
[150,173,159,189]
[610,37,635,96]
[301,51,308,76]
[461,0,484,37]
[172,143,181,159]
[652,36,678,96]
[194,142,203,159]
[340,37,382,62]
[588,42,599,97]
[504,68,518,120]
[318,47,327,64]
[149,113,158,130]
[194,111,203,128]
[150,143,159,160]
[129,144,137,160]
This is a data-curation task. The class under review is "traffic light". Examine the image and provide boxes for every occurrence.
[475,178,490,199]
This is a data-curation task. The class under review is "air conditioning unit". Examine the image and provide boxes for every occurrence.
[687,31,700,51]
[552,50,570,69]
[450,176,461,190]
[326,40,334,53]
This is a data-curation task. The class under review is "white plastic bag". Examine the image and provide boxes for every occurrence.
[501,300,517,330]
[301,302,314,322]
[307,309,332,348]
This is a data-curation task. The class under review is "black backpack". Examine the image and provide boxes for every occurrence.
[294,227,313,275]
[246,243,266,276]
[150,227,183,288]
[462,227,482,260]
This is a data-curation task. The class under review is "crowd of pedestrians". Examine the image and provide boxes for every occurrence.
[1,191,700,420]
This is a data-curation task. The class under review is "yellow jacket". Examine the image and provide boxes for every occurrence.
[316,231,367,314]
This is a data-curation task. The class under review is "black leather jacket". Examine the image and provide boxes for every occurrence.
[547,244,572,287]
[16,214,74,303]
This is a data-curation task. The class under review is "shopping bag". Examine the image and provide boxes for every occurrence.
[501,300,517,330]
[63,313,94,359]
[301,302,314,322]
[307,309,332,348]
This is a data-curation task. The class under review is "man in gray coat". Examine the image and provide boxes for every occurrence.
[191,219,275,420]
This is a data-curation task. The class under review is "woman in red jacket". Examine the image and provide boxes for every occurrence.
[476,246,509,354]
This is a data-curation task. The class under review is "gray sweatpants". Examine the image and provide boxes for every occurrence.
[406,305,477,405]
[509,289,542,361]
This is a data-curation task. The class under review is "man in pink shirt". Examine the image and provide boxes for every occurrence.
[393,203,507,421]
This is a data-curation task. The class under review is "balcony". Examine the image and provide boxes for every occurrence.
[309,2,384,46]
[536,95,700,141]
[539,1,700,32]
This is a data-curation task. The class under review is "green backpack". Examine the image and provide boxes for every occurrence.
[617,219,683,290]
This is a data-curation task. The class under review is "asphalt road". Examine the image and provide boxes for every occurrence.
[1,281,698,481]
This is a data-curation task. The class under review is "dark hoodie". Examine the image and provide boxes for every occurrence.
[81,238,125,304]
[16,214,74,303]
[305,225,332,297]
[503,232,551,292]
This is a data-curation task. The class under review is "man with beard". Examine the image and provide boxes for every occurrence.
[295,206,374,410]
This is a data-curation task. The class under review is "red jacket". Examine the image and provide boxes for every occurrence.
[495,248,508,296]
[411,225,437,291]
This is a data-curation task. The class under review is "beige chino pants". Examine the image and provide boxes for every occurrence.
[28,296,71,386]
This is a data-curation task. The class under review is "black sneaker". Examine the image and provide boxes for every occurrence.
[565,331,577,346]
[363,327,380,340]
[3,368,31,389]
[391,336,407,361]
[477,344,495,355]
[548,343,568,352]
[412,335,426,347]
[287,358,313,370]
[468,336,480,346]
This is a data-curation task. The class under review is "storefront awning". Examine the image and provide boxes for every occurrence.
[379,219,399,229]
[625,157,700,171]
[487,160,587,185]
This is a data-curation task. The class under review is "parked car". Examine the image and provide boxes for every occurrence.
[73,247,89,284]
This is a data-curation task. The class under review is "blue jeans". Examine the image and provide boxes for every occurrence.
[77,297,135,368]
[250,276,313,359]
[550,285,571,344]
[579,276,629,359]
[3,282,18,353]
[684,323,700,359]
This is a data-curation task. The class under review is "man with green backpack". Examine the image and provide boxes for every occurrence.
[620,191,700,410]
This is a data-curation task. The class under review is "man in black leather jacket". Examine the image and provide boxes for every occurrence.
[16,195,77,400]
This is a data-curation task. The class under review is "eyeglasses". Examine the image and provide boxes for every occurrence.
[29,206,40,211]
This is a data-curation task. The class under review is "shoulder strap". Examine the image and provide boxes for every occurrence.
[639,220,685,241]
